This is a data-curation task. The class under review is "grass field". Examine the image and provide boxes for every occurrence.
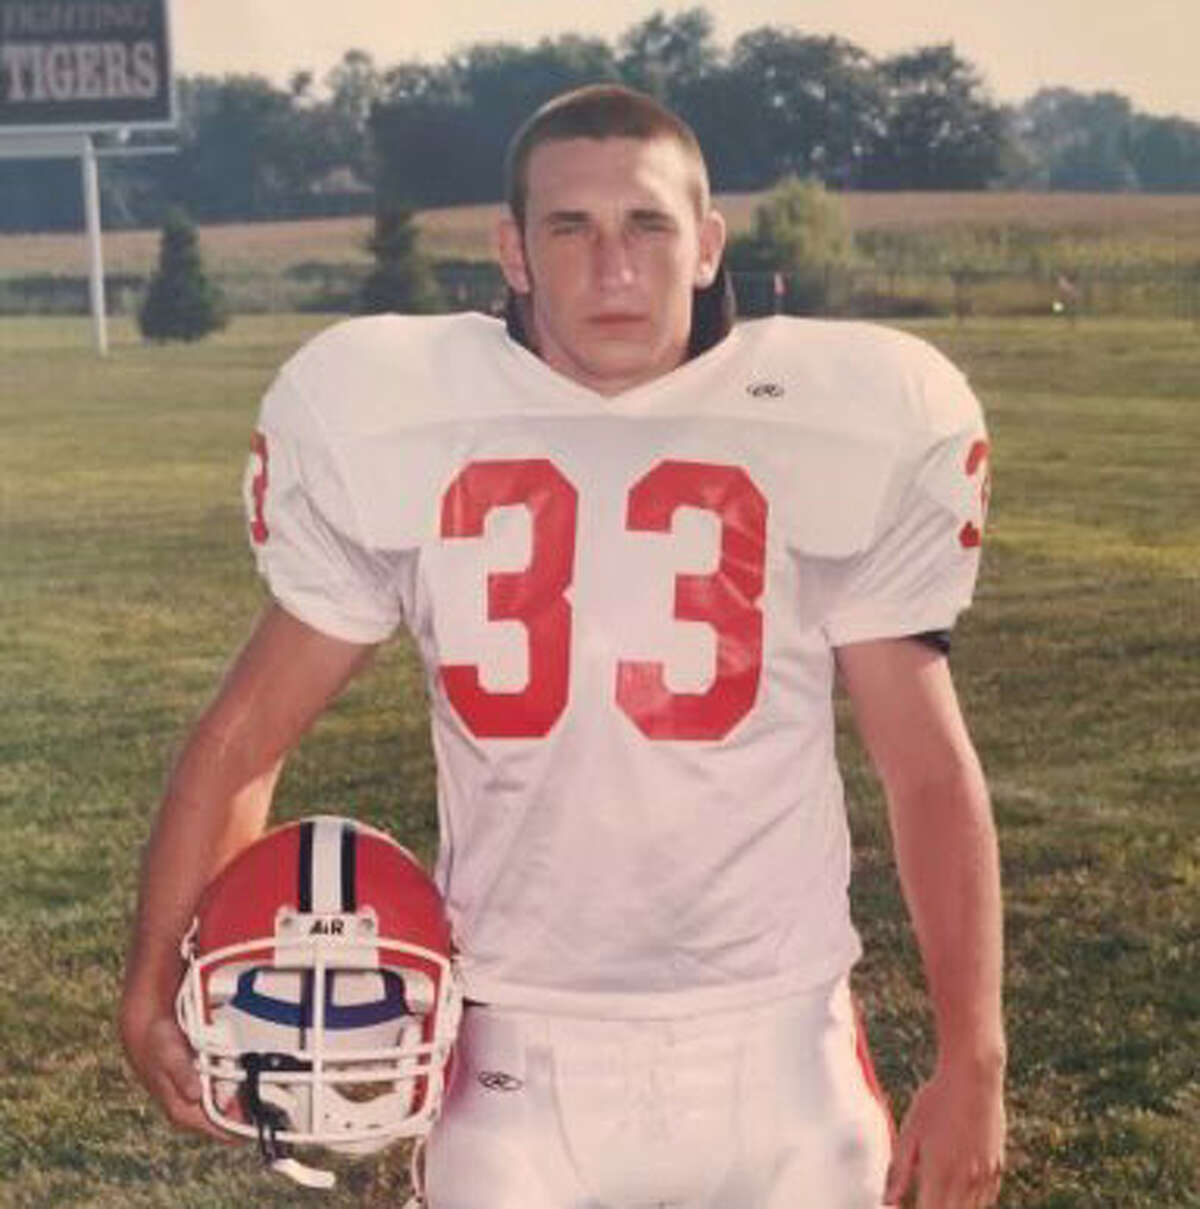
[1,313,1197,1207]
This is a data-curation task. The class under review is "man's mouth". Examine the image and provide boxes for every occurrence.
[587,312,646,328]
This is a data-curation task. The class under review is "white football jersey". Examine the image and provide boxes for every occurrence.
[245,313,989,1018]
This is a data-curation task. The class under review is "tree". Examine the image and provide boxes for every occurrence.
[861,44,1009,189]
[323,49,381,181]
[138,208,227,341]
[457,36,620,194]
[617,8,719,101]
[371,36,619,206]
[142,75,366,222]
[0,158,82,231]
[326,49,382,127]
[359,202,443,314]
[720,30,884,189]
[369,97,481,208]
[1015,88,1139,190]
[726,176,854,314]
[673,61,760,190]
[168,76,300,218]
[1130,114,1200,192]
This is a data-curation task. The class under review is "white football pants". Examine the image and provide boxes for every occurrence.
[422,976,892,1209]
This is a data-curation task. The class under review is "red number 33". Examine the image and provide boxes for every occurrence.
[439,459,767,742]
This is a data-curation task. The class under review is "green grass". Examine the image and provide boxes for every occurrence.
[845,318,1199,1209]
[1,314,1197,1207]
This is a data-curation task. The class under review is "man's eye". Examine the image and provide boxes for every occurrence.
[631,215,676,234]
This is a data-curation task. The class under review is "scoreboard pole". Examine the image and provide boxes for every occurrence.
[0,132,112,356]
[80,134,108,356]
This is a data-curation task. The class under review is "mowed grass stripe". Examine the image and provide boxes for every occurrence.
[1,315,1196,1207]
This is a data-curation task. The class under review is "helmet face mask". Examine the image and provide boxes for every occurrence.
[176,817,460,1178]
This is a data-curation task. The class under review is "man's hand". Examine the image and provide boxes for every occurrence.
[119,1002,232,1141]
[118,605,375,1136]
[885,1058,1006,1208]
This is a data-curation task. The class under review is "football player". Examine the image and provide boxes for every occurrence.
[121,85,1005,1208]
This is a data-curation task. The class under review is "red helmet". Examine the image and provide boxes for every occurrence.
[176,816,460,1187]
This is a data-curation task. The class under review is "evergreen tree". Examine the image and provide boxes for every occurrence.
[359,202,443,314]
[138,208,227,341]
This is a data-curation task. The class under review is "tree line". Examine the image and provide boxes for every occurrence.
[3,7,1199,233]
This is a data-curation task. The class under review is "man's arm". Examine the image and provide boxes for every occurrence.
[118,603,376,1136]
[837,636,1006,1209]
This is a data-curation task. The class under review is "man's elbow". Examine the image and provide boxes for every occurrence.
[165,704,279,806]
[882,746,992,826]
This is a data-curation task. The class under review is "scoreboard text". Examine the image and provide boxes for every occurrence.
[0,0,172,129]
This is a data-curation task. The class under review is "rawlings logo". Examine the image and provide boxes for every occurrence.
[477,1070,524,1093]
[747,381,785,398]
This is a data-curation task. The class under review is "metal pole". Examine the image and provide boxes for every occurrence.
[80,134,109,357]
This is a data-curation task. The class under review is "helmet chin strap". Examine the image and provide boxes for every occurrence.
[239,1052,337,1189]
[270,1155,337,1190]
[236,1051,415,1188]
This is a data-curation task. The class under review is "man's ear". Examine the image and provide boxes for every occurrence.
[694,209,727,289]
[497,217,531,294]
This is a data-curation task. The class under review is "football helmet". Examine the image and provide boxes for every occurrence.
[176,815,460,1188]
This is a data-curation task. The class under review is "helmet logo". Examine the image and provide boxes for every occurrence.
[308,917,346,936]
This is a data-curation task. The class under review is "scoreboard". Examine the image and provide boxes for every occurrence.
[0,0,173,131]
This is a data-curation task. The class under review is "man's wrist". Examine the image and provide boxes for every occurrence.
[120,949,186,1023]
[936,1037,1007,1084]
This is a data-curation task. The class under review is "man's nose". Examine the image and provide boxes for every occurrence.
[593,229,635,289]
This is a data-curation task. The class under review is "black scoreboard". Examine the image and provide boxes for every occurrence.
[0,0,173,130]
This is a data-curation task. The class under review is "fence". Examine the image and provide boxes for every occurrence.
[730,265,1200,323]
[2,261,1198,322]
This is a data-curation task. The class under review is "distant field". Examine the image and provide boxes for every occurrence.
[0,314,1196,1207]
[4,190,1200,278]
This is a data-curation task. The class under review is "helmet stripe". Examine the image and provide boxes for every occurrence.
[340,820,357,912]
[309,817,346,913]
[297,819,314,913]
[231,967,413,1028]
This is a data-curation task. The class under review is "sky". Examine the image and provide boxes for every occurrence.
[172,0,1200,122]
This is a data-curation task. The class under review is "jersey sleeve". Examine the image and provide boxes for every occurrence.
[243,367,403,645]
[821,355,990,648]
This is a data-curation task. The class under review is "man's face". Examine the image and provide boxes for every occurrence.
[498,136,725,396]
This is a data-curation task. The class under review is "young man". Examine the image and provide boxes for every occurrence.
[121,85,1005,1208]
